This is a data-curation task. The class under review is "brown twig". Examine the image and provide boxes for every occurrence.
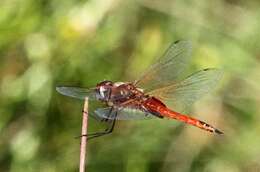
[79,97,88,172]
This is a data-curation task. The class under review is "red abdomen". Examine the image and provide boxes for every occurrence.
[143,97,223,134]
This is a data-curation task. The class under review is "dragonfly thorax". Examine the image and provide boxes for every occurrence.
[95,80,145,105]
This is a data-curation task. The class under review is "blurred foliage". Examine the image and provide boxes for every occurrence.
[0,0,260,171]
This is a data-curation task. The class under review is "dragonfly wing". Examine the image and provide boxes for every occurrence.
[56,86,97,100]
[148,68,223,113]
[135,40,192,92]
[94,107,155,120]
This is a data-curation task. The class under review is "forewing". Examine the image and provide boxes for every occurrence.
[56,86,97,100]
[135,41,192,92]
[148,68,223,113]
[94,107,155,120]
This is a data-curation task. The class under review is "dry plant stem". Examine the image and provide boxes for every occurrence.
[79,98,88,172]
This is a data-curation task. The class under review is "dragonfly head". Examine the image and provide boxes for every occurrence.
[96,80,113,101]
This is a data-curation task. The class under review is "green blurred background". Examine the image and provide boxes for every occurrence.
[0,0,259,171]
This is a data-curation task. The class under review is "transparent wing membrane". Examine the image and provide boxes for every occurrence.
[57,41,222,119]
[94,107,155,120]
[135,41,192,92]
[56,86,97,100]
[148,68,223,113]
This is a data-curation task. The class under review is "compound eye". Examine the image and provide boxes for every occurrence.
[97,80,113,87]
[98,86,111,100]
[99,86,106,98]
[104,81,113,86]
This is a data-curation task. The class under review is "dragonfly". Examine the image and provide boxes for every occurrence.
[56,40,223,139]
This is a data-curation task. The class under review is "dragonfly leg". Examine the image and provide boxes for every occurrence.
[79,108,117,140]
[100,107,114,122]
[79,116,116,140]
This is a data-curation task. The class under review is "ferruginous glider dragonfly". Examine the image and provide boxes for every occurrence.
[57,41,223,139]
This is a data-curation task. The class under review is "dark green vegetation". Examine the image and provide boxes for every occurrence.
[0,0,259,171]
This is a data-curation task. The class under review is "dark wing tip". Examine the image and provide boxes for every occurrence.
[173,40,192,46]
[174,40,181,44]
[201,68,224,80]
[202,68,219,72]
[203,68,211,71]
